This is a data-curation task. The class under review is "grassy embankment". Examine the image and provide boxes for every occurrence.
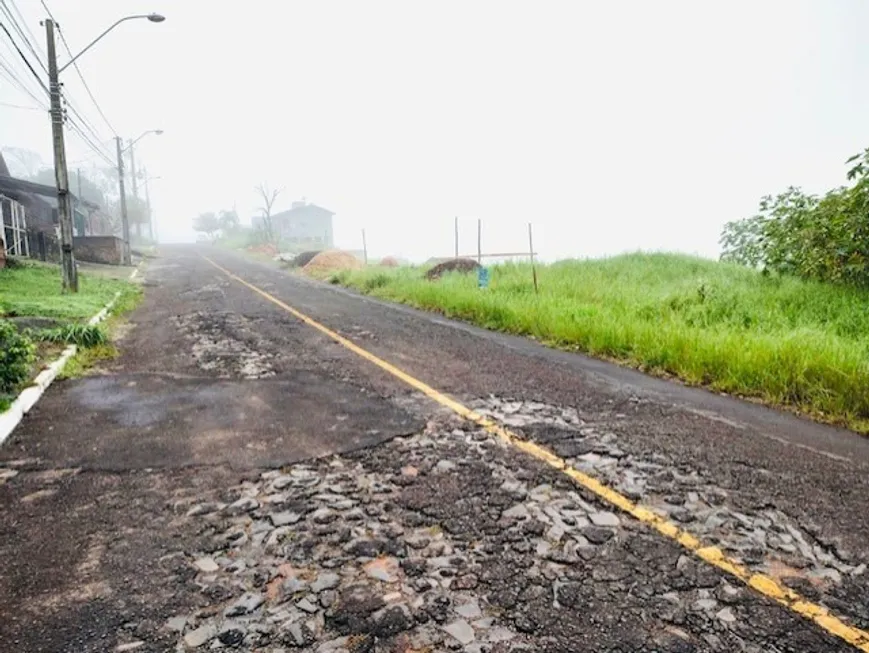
[0,261,134,319]
[0,262,141,405]
[326,253,869,433]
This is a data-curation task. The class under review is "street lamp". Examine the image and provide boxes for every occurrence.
[58,15,166,74]
[45,13,165,291]
[126,129,164,151]
[116,129,163,263]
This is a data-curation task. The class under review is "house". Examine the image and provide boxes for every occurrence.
[259,200,334,248]
[0,151,103,237]
[0,150,122,263]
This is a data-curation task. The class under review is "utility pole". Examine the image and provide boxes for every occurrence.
[115,136,132,265]
[128,139,139,238]
[143,168,153,241]
[76,168,84,236]
[45,18,78,292]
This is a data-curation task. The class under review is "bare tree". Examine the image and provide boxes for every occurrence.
[255,183,281,243]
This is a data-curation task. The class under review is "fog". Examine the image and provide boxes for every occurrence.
[2,0,868,262]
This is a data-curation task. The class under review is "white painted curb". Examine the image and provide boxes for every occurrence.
[0,266,139,445]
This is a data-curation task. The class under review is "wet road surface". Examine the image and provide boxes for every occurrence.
[1,246,868,652]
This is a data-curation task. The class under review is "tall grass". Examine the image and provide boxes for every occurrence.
[332,253,869,431]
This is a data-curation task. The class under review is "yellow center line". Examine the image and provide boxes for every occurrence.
[203,255,869,652]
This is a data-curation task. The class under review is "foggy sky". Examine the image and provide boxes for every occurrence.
[2,0,868,262]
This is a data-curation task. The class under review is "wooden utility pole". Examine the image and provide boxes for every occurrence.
[45,18,77,292]
[129,140,139,199]
[115,136,132,265]
[362,229,368,264]
[128,139,140,238]
[477,219,482,265]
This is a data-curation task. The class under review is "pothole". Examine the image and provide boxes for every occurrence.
[469,396,866,591]
[173,312,275,379]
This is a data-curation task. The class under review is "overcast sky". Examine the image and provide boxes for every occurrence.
[1,0,867,261]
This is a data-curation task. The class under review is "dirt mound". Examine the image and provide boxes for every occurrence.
[425,258,480,280]
[291,250,322,268]
[303,250,364,275]
[379,256,400,267]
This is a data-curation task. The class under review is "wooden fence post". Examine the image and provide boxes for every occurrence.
[454,216,459,259]
[477,219,482,265]
[529,223,539,294]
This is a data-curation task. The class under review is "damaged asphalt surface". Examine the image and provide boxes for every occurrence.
[0,247,867,652]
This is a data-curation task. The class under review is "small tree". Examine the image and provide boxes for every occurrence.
[193,212,221,241]
[720,147,869,287]
[255,183,281,243]
[218,209,240,232]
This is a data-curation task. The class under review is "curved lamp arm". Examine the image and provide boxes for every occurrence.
[58,14,165,75]
[122,129,164,153]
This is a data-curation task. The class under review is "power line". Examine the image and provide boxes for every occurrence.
[0,0,47,73]
[0,52,48,109]
[0,99,41,110]
[66,114,114,166]
[65,102,115,160]
[39,0,118,136]
[0,18,48,94]
[5,0,47,62]
[59,89,114,155]
[0,4,116,171]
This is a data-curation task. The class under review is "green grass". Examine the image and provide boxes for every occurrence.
[0,261,142,398]
[58,343,118,380]
[0,261,137,320]
[331,253,869,432]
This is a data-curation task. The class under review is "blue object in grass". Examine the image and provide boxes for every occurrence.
[477,266,490,289]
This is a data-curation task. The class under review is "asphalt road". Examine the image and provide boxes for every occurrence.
[1,246,867,652]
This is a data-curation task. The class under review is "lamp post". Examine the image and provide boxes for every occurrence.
[116,130,162,262]
[44,13,164,291]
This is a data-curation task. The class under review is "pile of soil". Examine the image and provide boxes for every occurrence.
[303,250,364,275]
[292,250,323,268]
[379,256,400,267]
[425,258,481,280]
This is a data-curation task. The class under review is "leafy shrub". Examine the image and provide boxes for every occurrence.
[721,147,869,287]
[39,323,107,348]
[0,319,35,393]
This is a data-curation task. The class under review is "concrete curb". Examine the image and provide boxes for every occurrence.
[0,266,139,446]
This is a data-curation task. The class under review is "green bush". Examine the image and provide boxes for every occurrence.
[721,147,869,287]
[39,323,107,348]
[0,320,35,393]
